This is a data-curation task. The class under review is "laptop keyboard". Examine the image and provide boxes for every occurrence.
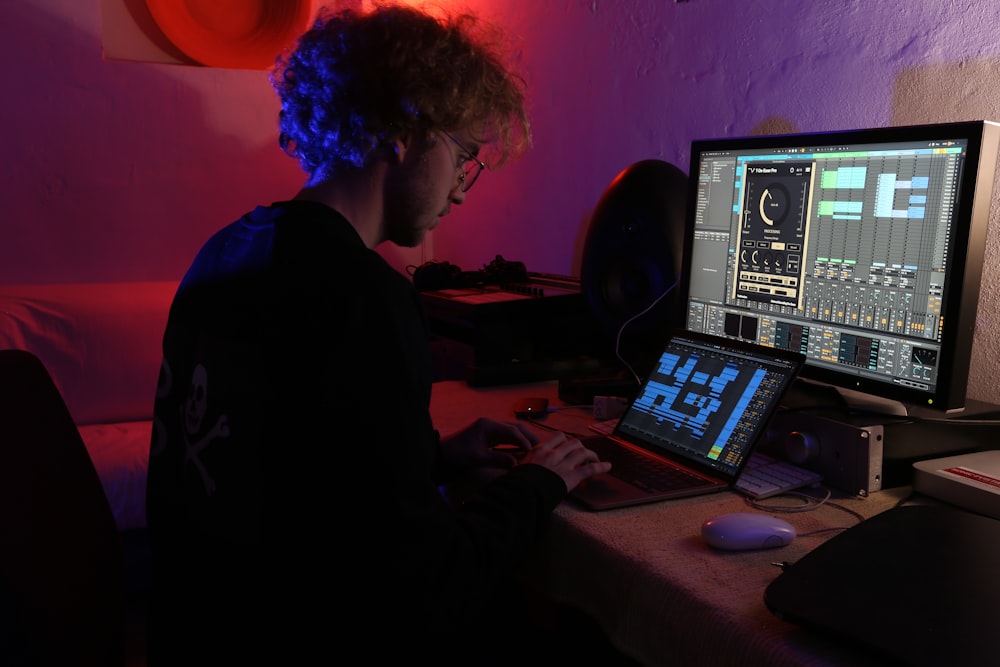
[589,418,822,499]
[585,437,709,493]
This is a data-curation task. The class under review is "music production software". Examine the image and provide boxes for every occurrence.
[616,341,795,472]
[686,138,967,396]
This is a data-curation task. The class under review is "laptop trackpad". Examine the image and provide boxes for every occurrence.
[571,474,652,510]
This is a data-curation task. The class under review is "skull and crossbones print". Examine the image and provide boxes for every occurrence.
[181,362,230,495]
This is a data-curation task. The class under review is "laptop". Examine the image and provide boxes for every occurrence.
[570,329,806,510]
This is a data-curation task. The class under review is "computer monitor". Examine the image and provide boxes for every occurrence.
[680,120,1000,413]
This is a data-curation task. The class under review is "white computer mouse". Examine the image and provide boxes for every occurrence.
[701,512,796,551]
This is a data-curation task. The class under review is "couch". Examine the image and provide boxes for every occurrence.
[0,281,178,533]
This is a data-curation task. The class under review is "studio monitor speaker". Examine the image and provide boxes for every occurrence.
[580,159,688,369]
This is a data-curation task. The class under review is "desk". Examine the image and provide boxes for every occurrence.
[431,380,910,667]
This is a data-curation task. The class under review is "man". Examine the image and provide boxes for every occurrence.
[146,4,611,665]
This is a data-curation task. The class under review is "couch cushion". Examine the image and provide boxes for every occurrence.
[79,421,152,531]
[0,282,177,425]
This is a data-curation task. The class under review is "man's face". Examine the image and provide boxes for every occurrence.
[383,129,480,248]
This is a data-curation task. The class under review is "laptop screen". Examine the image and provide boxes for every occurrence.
[615,330,805,479]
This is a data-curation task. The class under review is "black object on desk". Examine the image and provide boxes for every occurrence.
[420,274,609,385]
[765,504,1000,667]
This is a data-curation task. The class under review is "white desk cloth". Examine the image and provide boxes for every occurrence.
[431,380,908,667]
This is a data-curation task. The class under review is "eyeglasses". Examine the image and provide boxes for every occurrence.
[443,131,486,192]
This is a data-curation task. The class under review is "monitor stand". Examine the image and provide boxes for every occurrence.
[802,379,909,417]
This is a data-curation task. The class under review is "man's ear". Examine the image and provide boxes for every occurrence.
[389,134,413,163]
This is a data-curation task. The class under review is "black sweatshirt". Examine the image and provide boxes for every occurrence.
[145,200,567,665]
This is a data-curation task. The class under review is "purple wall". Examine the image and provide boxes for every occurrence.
[3,0,1000,402]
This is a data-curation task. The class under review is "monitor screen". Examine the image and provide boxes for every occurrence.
[680,121,1000,412]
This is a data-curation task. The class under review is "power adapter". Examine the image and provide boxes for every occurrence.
[593,395,628,420]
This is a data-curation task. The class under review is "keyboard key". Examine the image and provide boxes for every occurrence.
[589,438,707,492]
[736,452,822,499]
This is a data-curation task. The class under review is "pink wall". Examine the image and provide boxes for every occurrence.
[4,0,1000,283]
[4,0,1000,401]
[2,1,304,285]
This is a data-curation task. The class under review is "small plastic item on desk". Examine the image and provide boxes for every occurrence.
[701,512,796,551]
[593,395,629,420]
[514,397,550,418]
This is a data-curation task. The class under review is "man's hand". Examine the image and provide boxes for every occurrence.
[439,418,611,491]
[520,431,612,491]
[439,417,539,471]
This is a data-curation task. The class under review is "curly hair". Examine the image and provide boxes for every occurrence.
[271,3,531,181]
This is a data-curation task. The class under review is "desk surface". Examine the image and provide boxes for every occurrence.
[431,380,912,667]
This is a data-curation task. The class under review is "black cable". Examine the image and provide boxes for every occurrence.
[613,279,678,387]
